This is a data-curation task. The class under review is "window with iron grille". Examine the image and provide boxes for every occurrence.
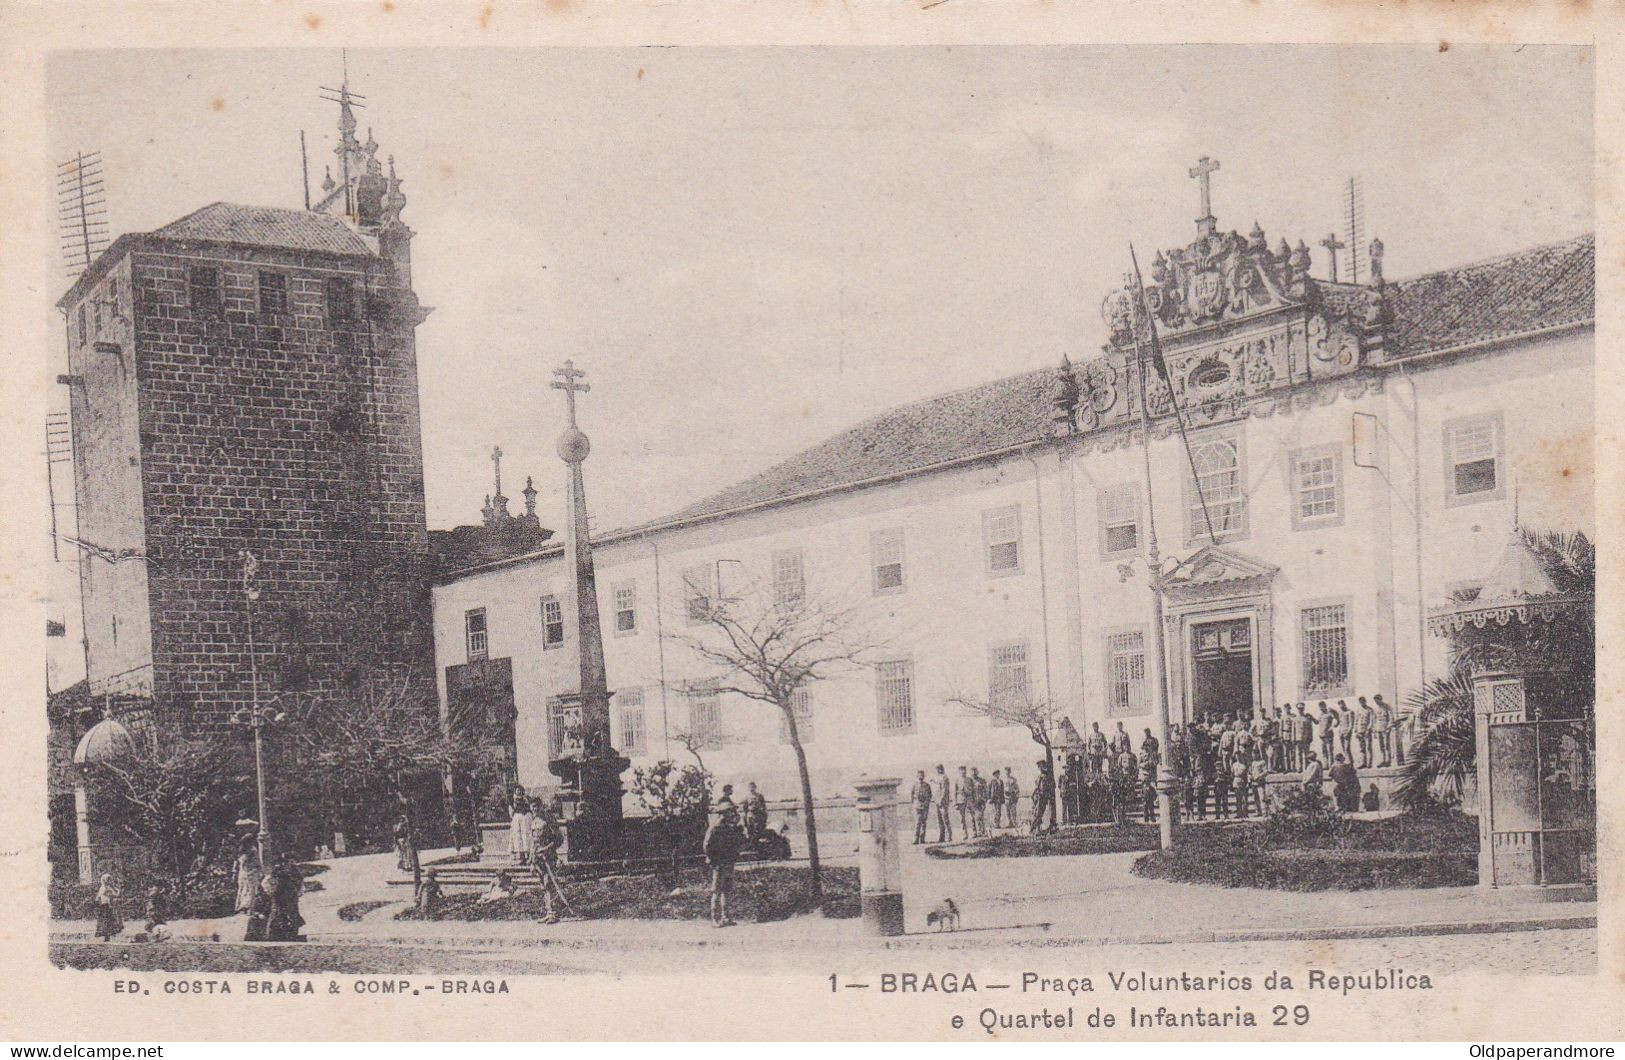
[984,505,1023,575]
[1098,482,1140,557]
[613,582,637,635]
[988,641,1031,725]
[1291,444,1343,528]
[1185,432,1246,543]
[1445,413,1502,502]
[682,564,714,624]
[617,688,645,754]
[687,683,722,744]
[258,271,288,316]
[547,697,582,759]
[779,686,813,744]
[540,595,565,649]
[876,660,915,734]
[1300,603,1350,694]
[464,608,488,661]
[325,275,356,325]
[872,529,905,593]
[1106,629,1146,717]
[772,548,805,606]
[188,266,220,317]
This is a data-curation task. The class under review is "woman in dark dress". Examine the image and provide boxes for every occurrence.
[265,853,306,942]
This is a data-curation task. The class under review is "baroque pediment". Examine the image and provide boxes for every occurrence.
[1162,544,1278,601]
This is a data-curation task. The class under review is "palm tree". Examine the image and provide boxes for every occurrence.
[1398,528,1593,811]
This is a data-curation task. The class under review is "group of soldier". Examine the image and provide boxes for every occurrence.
[905,694,1403,841]
[908,764,1023,844]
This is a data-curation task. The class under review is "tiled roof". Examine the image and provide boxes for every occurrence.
[1385,234,1593,357]
[659,368,1056,523]
[151,202,376,257]
[655,236,1594,529]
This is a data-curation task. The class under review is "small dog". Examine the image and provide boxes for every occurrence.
[925,898,961,932]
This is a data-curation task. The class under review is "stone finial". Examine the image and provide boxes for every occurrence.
[1248,221,1266,250]
[1051,355,1080,435]
[322,166,335,193]
[1368,237,1385,286]
[1291,239,1312,274]
[523,476,538,517]
[1276,237,1292,263]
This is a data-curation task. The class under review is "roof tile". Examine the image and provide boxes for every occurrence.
[152,202,376,257]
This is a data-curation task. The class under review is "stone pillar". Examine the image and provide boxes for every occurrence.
[1473,670,1538,887]
[74,779,93,885]
[854,776,904,936]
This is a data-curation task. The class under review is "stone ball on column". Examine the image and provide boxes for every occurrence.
[557,427,591,464]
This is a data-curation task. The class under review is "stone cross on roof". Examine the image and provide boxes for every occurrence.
[1189,155,1220,235]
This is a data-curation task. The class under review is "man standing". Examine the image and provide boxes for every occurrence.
[1247,752,1269,816]
[910,770,933,845]
[1058,755,1077,825]
[1295,704,1315,772]
[987,767,1005,832]
[1337,700,1356,765]
[1087,722,1108,774]
[954,766,973,840]
[1002,767,1020,828]
[1373,694,1394,767]
[970,767,988,838]
[1139,742,1160,822]
[1110,721,1132,761]
[932,764,953,843]
[1030,760,1057,834]
[1316,701,1337,764]
[743,782,769,846]
[703,807,744,928]
[1356,696,1374,768]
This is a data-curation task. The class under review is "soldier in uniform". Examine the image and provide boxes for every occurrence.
[932,764,953,843]
[910,769,933,845]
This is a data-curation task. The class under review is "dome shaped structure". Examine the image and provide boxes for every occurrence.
[72,716,137,768]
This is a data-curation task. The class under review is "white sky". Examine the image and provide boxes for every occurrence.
[46,45,1592,538]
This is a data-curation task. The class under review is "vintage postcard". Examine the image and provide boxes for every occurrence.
[0,0,1619,1044]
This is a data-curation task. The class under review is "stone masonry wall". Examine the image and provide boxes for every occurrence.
[120,240,433,733]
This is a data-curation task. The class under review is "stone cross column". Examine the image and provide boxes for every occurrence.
[854,776,904,936]
[546,360,628,861]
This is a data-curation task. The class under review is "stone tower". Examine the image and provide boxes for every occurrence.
[57,93,434,737]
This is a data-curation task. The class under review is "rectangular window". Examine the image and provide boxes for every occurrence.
[687,683,722,745]
[876,659,915,734]
[1445,413,1504,503]
[983,505,1023,575]
[682,563,714,624]
[258,271,288,316]
[464,608,488,661]
[188,266,220,317]
[540,595,565,649]
[1300,603,1351,694]
[613,582,637,635]
[93,296,105,335]
[1106,629,1147,717]
[77,304,87,346]
[1185,431,1246,543]
[1098,482,1141,557]
[326,275,355,325]
[1290,444,1344,529]
[988,641,1031,725]
[779,686,814,744]
[871,529,905,594]
[772,548,805,606]
[617,688,645,755]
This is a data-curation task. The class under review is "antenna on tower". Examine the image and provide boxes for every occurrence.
[57,151,110,277]
[300,130,311,210]
[1344,175,1366,285]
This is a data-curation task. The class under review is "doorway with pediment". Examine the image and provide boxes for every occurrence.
[1161,545,1280,726]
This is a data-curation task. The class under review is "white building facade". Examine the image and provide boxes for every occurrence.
[430,223,1593,805]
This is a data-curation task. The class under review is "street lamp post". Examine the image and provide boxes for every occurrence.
[239,551,272,862]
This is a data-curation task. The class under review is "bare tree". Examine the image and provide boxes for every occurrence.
[669,570,883,901]
[292,675,477,893]
[947,686,1064,829]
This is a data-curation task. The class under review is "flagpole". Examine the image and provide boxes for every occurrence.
[1128,246,1177,851]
